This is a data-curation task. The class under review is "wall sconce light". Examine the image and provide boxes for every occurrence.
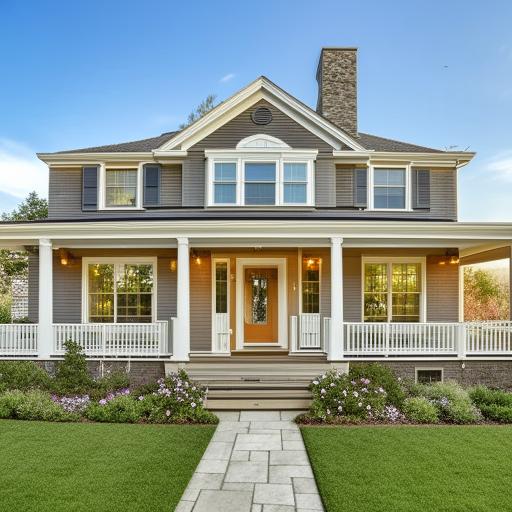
[58,249,74,266]
[191,250,202,265]
[169,259,177,272]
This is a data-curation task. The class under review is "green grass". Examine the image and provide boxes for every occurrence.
[0,420,215,511]
[301,425,512,512]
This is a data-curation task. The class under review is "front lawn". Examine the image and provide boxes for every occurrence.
[0,420,214,511]
[302,425,512,512]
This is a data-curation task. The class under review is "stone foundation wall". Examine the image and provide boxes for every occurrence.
[351,360,512,390]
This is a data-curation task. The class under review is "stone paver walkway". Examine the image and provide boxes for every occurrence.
[175,410,324,511]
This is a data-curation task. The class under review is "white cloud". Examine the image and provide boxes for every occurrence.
[220,73,235,83]
[485,151,512,182]
[0,139,48,199]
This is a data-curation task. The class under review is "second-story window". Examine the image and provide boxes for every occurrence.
[244,162,276,205]
[372,167,407,210]
[105,169,138,207]
[214,163,237,204]
[284,163,308,204]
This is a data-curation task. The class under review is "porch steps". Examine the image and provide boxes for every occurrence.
[182,356,343,410]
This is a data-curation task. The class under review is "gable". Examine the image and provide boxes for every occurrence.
[189,100,345,154]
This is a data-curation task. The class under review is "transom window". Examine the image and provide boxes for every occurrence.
[372,167,407,210]
[105,169,138,207]
[302,257,321,314]
[86,260,155,323]
[363,259,423,322]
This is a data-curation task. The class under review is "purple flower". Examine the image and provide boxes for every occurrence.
[99,399,107,406]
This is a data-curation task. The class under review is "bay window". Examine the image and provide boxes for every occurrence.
[85,259,155,323]
[363,258,423,322]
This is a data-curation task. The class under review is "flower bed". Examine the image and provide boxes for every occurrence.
[298,363,512,425]
[0,342,217,425]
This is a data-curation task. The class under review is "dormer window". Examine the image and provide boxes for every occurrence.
[206,134,316,207]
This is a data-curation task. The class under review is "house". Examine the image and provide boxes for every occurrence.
[1,48,511,408]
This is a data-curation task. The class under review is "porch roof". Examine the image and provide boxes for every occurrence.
[0,219,510,252]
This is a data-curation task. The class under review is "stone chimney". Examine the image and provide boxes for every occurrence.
[316,47,358,138]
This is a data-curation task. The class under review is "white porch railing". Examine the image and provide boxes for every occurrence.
[290,314,323,351]
[53,321,170,357]
[213,313,230,353]
[344,322,459,356]
[466,321,512,355]
[0,324,38,356]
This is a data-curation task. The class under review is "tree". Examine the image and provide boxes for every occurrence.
[0,192,48,293]
[179,94,217,129]
[464,267,509,321]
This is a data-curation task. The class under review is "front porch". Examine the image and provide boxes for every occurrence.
[1,220,511,361]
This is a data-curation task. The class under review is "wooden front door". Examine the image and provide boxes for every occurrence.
[244,267,278,343]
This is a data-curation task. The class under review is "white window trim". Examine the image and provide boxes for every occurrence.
[298,249,322,314]
[360,256,427,323]
[81,256,158,323]
[368,165,412,212]
[415,367,444,383]
[98,163,145,211]
[211,257,231,352]
[205,149,317,207]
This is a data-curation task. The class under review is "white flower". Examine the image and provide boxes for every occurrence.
[320,388,326,395]
[313,380,319,385]
[358,402,363,407]
[353,391,359,398]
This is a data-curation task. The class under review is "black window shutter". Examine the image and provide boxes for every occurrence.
[414,169,430,209]
[353,168,368,208]
[82,166,98,210]
[143,164,161,206]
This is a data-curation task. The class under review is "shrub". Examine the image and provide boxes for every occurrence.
[85,395,144,423]
[412,381,481,424]
[403,397,439,423]
[349,363,406,407]
[0,389,78,422]
[53,341,94,394]
[91,370,131,401]
[141,371,217,424]
[309,370,388,421]
[469,386,512,423]
[0,361,52,393]
[0,295,12,324]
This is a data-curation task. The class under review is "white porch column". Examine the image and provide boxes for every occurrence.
[329,236,344,361]
[174,237,190,361]
[38,238,53,358]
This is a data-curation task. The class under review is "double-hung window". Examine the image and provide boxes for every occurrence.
[283,163,308,204]
[363,259,423,322]
[214,163,237,204]
[105,169,138,207]
[244,162,276,205]
[373,167,407,209]
[86,259,155,323]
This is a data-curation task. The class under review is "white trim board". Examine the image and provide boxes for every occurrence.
[235,257,288,350]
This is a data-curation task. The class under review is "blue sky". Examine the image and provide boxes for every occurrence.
[1,0,511,220]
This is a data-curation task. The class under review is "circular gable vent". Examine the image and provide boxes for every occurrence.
[251,107,272,125]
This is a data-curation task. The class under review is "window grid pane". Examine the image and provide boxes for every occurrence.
[373,168,406,209]
[88,263,154,323]
[105,170,137,207]
[215,262,228,314]
[302,257,320,314]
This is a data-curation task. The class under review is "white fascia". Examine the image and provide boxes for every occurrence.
[38,151,187,166]
[158,77,366,152]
